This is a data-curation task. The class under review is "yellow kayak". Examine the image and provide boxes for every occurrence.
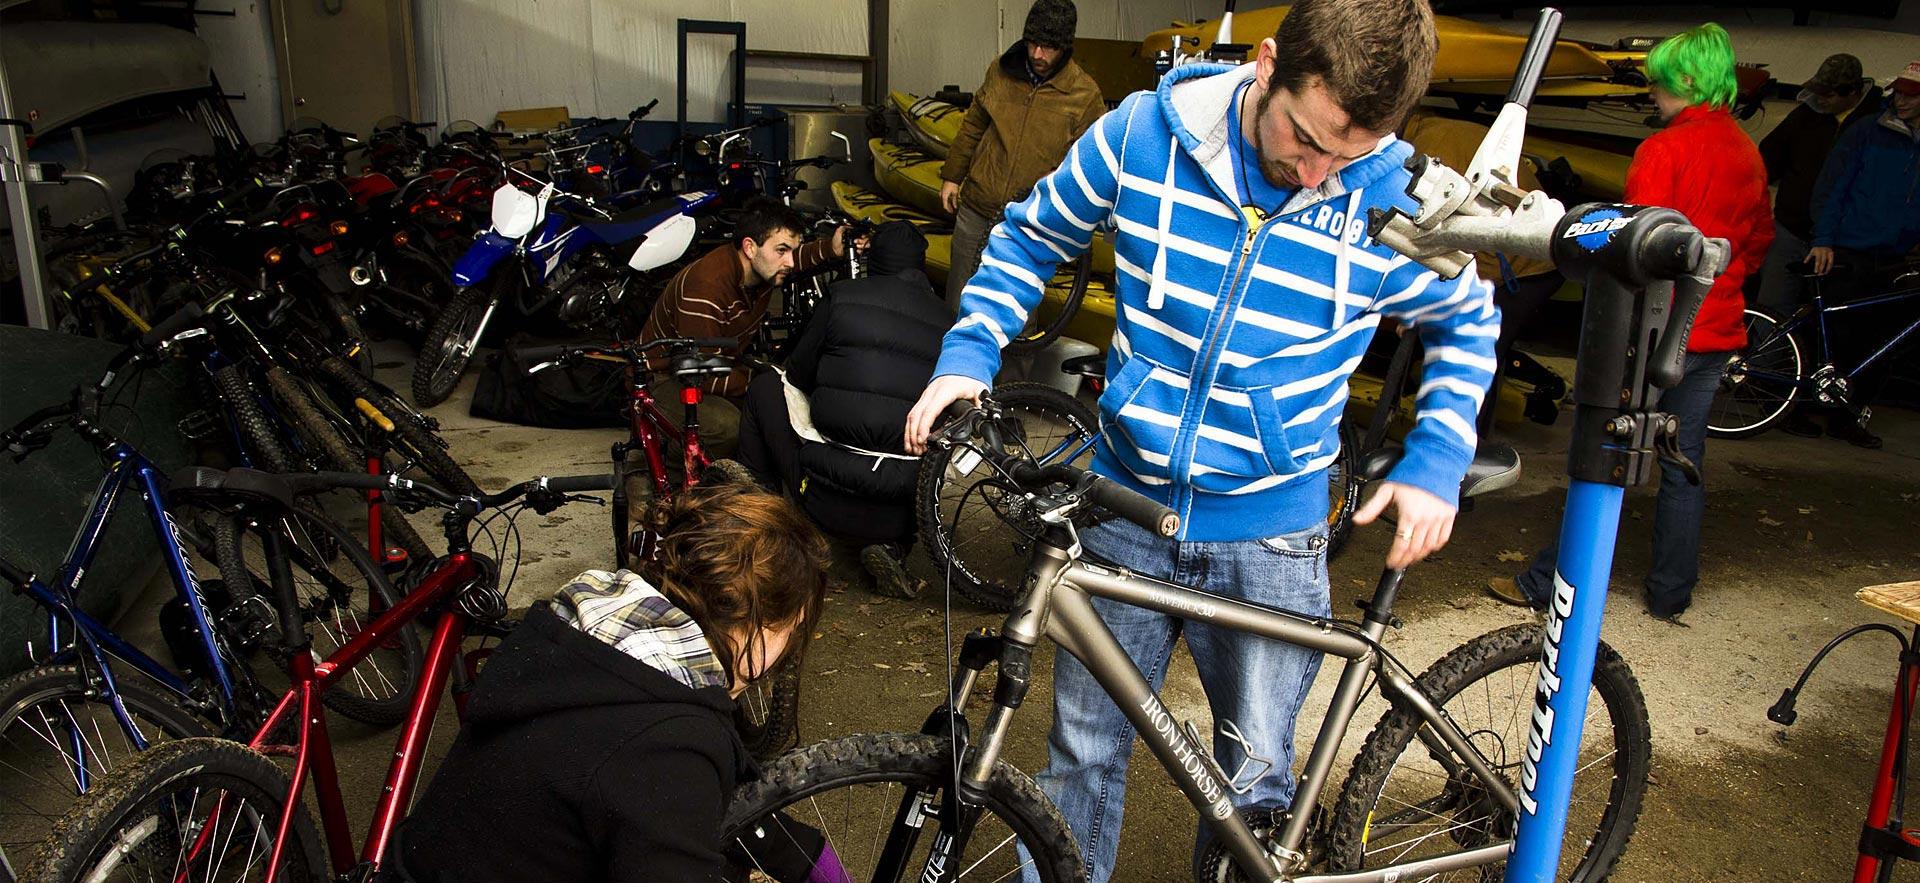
[870,138,950,219]
[890,90,965,160]
[1144,9,1614,84]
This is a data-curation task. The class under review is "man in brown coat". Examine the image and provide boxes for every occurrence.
[939,0,1106,312]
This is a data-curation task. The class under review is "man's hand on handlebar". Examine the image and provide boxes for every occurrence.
[904,375,990,455]
[1807,246,1836,276]
[1353,482,1457,570]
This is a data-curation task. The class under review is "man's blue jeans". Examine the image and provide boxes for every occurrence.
[1023,516,1332,883]
[1514,351,1728,616]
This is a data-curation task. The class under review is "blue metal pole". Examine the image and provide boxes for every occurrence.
[1506,478,1625,880]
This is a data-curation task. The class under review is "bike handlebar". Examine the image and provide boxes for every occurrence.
[935,396,1179,538]
[518,337,736,366]
[138,303,205,350]
[293,471,614,511]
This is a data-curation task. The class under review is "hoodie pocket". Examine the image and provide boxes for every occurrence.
[1097,354,1182,483]
[1187,381,1324,493]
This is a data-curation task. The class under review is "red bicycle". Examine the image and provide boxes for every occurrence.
[522,337,802,761]
[26,466,612,882]
[520,336,737,569]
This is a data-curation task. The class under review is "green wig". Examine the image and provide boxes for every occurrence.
[1646,23,1739,109]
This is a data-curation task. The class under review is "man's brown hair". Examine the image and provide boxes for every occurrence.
[637,482,831,687]
[1268,0,1438,134]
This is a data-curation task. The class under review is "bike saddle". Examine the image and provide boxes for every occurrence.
[1358,442,1521,499]
[1061,353,1106,379]
[170,466,300,510]
[669,352,735,379]
[563,195,684,243]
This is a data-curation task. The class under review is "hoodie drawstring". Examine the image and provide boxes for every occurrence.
[1333,189,1359,326]
[1147,137,1180,311]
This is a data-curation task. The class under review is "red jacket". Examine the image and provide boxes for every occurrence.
[1624,105,1774,352]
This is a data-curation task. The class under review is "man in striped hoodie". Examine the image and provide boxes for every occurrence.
[903,0,1498,877]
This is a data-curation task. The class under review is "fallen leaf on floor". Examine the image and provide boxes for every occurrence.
[919,690,943,698]
[1646,772,1662,786]
[820,669,838,676]
[1759,516,1784,527]
[874,663,892,669]
[1497,550,1527,563]
[1806,531,1814,542]
[1797,506,1815,514]
[813,632,824,640]
[1694,726,1708,735]
[902,661,930,674]
[1447,597,1471,610]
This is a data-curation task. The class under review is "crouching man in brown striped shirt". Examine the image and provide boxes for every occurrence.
[637,197,852,459]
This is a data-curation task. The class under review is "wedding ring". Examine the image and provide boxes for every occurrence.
[1396,529,1414,539]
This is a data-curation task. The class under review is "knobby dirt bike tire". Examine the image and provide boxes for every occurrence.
[0,664,211,865]
[211,364,299,474]
[723,733,1083,882]
[411,283,491,407]
[317,355,478,495]
[28,738,327,883]
[1324,421,1362,560]
[1002,255,1092,357]
[263,365,434,563]
[915,382,1099,611]
[733,656,801,764]
[1325,622,1651,881]
[214,511,421,726]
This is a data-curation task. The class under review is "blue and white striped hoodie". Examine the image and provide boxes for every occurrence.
[933,62,1499,542]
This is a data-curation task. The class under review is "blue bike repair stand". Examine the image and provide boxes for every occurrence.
[1366,8,1730,878]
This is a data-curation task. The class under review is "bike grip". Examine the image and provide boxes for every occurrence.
[1084,474,1179,538]
[1650,272,1710,390]
[515,344,573,363]
[137,303,205,349]
[542,474,616,493]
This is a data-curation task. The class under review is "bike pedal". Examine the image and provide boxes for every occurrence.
[176,410,221,441]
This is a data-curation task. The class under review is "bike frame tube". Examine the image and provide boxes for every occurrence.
[363,609,467,869]
[1507,479,1625,880]
[247,554,481,880]
[630,385,682,500]
[976,543,1522,881]
[1854,626,1919,883]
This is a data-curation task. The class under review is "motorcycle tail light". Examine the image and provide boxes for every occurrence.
[263,246,285,266]
[280,206,318,227]
[331,220,350,237]
[310,241,336,257]
[586,164,605,175]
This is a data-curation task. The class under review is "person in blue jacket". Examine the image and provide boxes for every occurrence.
[901,0,1498,878]
[1796,59,1920,449]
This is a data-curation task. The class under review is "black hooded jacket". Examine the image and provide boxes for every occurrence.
[397,604,749,882]
[785,223,950,518]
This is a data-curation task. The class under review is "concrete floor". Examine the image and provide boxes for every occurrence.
[100,340,1920,880]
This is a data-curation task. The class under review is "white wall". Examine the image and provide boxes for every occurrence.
[415,0,867,128]
[890,0,1205,97]
[194,0,284,140]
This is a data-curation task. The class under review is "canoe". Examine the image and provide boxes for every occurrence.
[1143,9,1615,84]
[890,90,964,160]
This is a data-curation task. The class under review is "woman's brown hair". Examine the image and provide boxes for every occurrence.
[636,482,831,688]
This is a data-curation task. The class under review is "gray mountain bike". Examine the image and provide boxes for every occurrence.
[724,396,1651,882]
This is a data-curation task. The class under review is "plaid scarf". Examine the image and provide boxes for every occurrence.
[551,570,728,691]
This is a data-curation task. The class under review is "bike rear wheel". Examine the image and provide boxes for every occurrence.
[915,382,1099,611]
[725,733,1083,882]
[215,510,421,726]
[1004,256,1092,356]
[0,665,209,866]
[28,737,327,883]
[1707,308,1803,439]
[1324,421,1362,560]
[1326,623,1651,882]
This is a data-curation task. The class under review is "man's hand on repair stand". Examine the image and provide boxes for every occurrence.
[904,375,990,454]
[1353,482,1457,569]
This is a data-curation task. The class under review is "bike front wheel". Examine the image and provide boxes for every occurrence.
[28,737,327,883]
[411,283,492,407]
[916,382,1099,611]
[725,732,1084,882]
[1707,308,1803,439]
[1326,622,1651,881]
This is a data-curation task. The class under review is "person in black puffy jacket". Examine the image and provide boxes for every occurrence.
[737,221,950,598]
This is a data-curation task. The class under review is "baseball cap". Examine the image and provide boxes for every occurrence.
[1894,60,1920,96]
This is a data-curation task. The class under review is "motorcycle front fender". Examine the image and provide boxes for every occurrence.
[451,230,518,287]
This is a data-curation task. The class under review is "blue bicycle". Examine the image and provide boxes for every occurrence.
[0,313,414,860]
[1709,255,1920,438]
